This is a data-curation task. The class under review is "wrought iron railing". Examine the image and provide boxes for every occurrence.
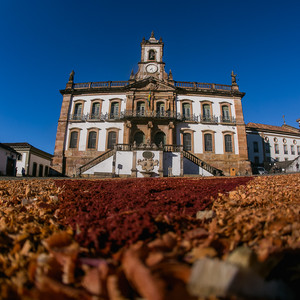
[220,116,236,123]
[69,112,236,125]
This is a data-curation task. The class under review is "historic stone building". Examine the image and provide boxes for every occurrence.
[53,32,251,177]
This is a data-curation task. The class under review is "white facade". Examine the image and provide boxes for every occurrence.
[3,143,53,177]
[0,144,18,176]
[246,123,300,169]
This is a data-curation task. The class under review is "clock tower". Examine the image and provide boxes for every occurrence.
[135,32,168,81]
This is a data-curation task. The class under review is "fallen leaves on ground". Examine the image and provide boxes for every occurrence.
[0,174,299,299]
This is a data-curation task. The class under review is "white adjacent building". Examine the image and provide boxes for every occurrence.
[53,32,251,177]
[246,122,300,172]
[4,143,53,177]
[0,143,19,176]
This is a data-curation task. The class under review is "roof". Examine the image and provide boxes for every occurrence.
[246,122,300,135]
[0,143,19,154]
[3,143,53,158]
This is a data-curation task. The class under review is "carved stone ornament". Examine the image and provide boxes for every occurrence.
[126,120,132,128]
[137,151,159,173]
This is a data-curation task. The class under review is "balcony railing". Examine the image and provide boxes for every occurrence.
[70,80,233,92]
[175,81,232,91]
[220,116,236,123]
[200,115,219,124]
[68,112,236,125]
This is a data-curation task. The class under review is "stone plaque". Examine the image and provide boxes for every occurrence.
[142,151,154,159]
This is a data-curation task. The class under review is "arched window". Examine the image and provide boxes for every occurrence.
[74,103,83,120]
[224,134,233,152]
[134,131,145,145]
[88,131,97,149]
[137,101,145,116]
[183,133,192,151]
[107,131,117,149]
[110,102,119,119]
[182,103,191,119]
[69,131,78,149]
[156,102,165,116]
[222,105,230,121]
[91,102,100,119]
[204,133,213,152]
[148,49,155,60]
[202,104,211,120]
[154,131,166,147]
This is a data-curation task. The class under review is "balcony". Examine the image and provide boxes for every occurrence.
[68,112,236,125]
[200,115,219,124]
[220,116,236,124]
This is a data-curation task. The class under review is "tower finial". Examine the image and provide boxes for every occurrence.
[283,115,286,125]
[168,69,173,81]
[151,31,154,38]
[130,69,135,80]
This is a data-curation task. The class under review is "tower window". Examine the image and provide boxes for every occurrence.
[148,49,155,60]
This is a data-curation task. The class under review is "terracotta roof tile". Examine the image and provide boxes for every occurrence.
[246,122,300,134]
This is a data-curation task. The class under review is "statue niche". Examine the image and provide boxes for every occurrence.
[148,49,156,61]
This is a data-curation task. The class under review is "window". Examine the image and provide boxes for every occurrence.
[254,156,259,165]
[107,131,117,149]
[298,146,300,155]
[154,131,166,147]
[134,131,145,145]
[110,102,119,119]
[225,135,233,152]
[69,131,78,149]
[275,144,279,154]
[32,162,37,177]
[39,165,43,177]
[222,105,230,121]
[284,144,288,154]
[291,145,295,155]
[285,158,288,161]
[204,133,213,152]
[91,102,100,119]
[44,166,49,177]
[137,102,145,116]
[18,154,22,161]
[74,103,83,120]
[202,104,211,120]
[253,141,259,153]
[88,131,97,149]
[156,102,165,116]
[265,143,270,153]
[148,49,155,60]
[182,103,191,119]
[183,133,192,151]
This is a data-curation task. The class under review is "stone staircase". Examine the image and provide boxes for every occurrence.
[77,149,114,175]
[182,150,224,176]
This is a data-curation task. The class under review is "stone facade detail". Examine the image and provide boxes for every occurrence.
[53,33,251,177]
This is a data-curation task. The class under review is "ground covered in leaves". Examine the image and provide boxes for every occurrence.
[0,175,299,299]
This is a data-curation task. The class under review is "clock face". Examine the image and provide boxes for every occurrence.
[146,64,158,73]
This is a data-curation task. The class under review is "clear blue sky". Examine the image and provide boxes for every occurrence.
[1,0,299,154]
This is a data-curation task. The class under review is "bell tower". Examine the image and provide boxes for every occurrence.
[135,31,168,81]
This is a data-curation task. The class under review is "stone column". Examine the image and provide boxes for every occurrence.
[131,144,137,177]
[168,122,174,145]
[158,149,164,177]
[124,121,132,144]
[147,121,153,142]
